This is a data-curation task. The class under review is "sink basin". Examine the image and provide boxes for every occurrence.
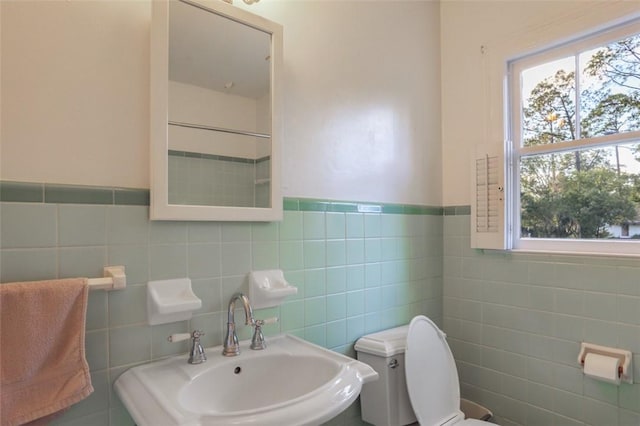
[114,334,378,426]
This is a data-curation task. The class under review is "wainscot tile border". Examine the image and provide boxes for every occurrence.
[0,181,470,215]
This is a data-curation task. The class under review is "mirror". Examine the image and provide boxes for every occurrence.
[150,0,283,221]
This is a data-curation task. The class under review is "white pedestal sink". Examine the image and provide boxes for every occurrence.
[114,334,379,426]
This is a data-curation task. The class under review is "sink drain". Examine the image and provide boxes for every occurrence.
[234,366,242,374]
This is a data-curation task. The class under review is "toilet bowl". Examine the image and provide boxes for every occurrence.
[405,315,488,426]
[355,316,492,426]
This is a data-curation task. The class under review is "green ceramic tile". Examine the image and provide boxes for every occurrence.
[85,330,108,371]
[345,213,364,238]
[365,287,382,312]
[326,319,347,348]
[381,204,404,214]
[325,267,346,294]
[251,221,279,241]
[443,206,457,215]
[303,211,325,240]
[186,243,221,278]
[618,380,640,413]
[279,211,303,240]
[346,290,365,317]
[109,325,151,367]
[364,214,381,237]
[86,291,108,331]
[58,247,106,279]
[364,239,381,263]
[58,205,107,247]
[325,212,346,239]
[455,205,471,215]
[0,181,43,202]
[187,222,221,243]
[108,284,147,327]
[346,239,365,265]
[149,244,188,280]
[304,268,326,298]
[279,240,304,271]
[108,245,148,285]
[404,205,423,215]
[618,295,640,325]
[326,240,346,266]
[380,238,398,262]
[151,321,189,359]
[299,199,329,212]
[328,202,359,213]
[283,198,299,211]
[304,324,326,347]
[114,188,150,206]
[220,242,251,276]
[221,223,251,242]
[303,240,326,268]
[281,300,305,331]
[45,184,113,204]
[0,249,57,282]
[150,221,187,244]
[425,206,444,215]
[364,312,381,334]
[365,263,381,288]
[346,315,365,342]
[1,203,57,248]
[305,297,326,326]
[107,206,149,245]
[283,270,304,300]
[191,278,222,313]
[190,312,224,348]
[346,265,365,291]
[252,241,279,270]
[326,293,346,321]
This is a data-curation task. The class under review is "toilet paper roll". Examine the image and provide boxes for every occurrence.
[583,353,621,385]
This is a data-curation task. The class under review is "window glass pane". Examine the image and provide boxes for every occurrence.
[521,56,576,147]
[520,142,640,239]
[580,35,640,138]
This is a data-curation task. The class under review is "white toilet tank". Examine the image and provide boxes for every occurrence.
[355,325,416,426]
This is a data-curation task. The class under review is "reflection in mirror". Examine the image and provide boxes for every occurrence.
[168,0,272,208]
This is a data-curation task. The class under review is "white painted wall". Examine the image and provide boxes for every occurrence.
[441,0,640,206]
[1,0,441,206]
[0,0,150,189]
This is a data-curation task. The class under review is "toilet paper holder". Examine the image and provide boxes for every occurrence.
[577,342,633,384]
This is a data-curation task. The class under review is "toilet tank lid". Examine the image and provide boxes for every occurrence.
[354,325,409,357]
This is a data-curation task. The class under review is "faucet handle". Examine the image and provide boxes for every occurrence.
[168,331,207,364]
[250,317,278,350]
[168,330,205,343]
[255,317,278,326]
[188,330,207,364]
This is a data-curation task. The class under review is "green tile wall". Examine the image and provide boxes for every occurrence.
[0,183,444,426]
[443,214,640,426]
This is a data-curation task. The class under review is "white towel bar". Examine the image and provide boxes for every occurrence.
[88,266,126,291]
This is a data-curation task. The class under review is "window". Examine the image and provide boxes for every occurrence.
[508,19,640,255]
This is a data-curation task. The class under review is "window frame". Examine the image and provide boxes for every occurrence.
[508,18,640,256]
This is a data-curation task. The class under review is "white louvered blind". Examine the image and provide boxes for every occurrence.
[471,145,506,249]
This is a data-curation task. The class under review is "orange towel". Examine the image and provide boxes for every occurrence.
[0,278,94,426]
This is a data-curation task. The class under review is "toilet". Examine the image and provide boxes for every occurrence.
[355,315,492,426]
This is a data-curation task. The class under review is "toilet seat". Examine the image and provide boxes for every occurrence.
[405,315,468,426]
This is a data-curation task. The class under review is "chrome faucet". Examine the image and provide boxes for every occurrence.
[222,293,255,356]
[167,330,206,364]
[187,330,207,364]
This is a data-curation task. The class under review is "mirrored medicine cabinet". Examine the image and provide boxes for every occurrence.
[150,0,283,221]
